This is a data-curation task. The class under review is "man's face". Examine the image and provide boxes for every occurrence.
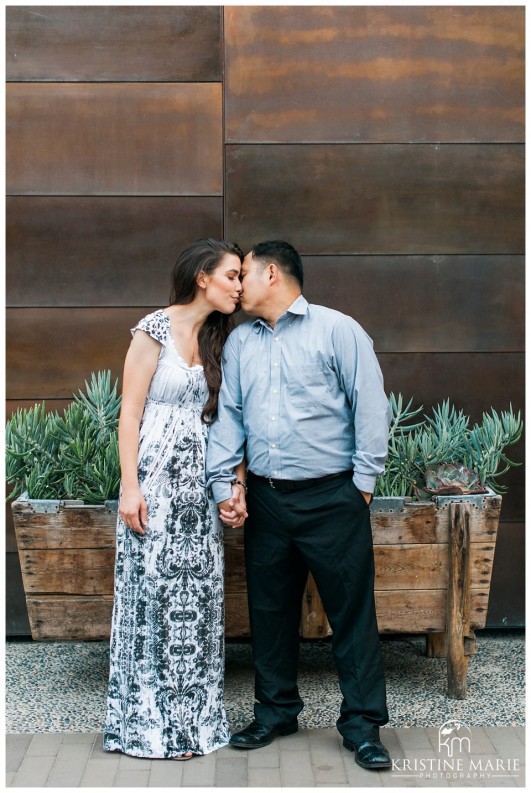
[239,252,270,316]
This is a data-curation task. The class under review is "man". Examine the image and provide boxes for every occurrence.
[206,240,392,770]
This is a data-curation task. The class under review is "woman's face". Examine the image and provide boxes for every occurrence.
[201,253,242,314]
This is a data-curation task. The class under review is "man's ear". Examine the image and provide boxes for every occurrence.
[268,263,278,282]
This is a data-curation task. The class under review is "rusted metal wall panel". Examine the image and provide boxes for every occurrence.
[6,308,143,399]
[225,144,524,255]
[302,256,524,353]
[7,84,222,196]
[225,6,524,143]
[7,197,223,306]
[6,6,222,82]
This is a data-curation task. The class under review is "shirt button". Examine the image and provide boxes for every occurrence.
[275,336,280,341]
[271,443,276,448]
[274,471,279,475]
[273,389,277,394]
[271,416,276,421]
[273,363,278,367]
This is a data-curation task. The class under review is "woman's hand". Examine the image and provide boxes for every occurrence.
[218,482,248,528]
[119,488,148,535]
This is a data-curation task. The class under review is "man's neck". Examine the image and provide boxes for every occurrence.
[263,291,301,328]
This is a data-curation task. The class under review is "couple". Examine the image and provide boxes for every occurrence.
[103,238,392,771]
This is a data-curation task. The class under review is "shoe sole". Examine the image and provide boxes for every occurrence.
[343,738,391,769]
[230,724,298,749]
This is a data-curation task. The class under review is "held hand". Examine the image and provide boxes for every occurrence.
[119,488,148,535]
[218,484,248,527]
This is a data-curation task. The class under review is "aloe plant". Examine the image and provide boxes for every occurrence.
[374,394,523,498]
[6,371,121,504]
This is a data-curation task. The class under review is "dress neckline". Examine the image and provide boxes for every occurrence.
[160,310,204,371]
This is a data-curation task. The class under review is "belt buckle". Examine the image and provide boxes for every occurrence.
[268,477,276,489]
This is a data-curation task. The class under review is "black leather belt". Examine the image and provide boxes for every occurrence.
[247,469,352,493]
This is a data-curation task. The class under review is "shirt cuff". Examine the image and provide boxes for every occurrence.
[353,473,377,494]
[212,481,234,504]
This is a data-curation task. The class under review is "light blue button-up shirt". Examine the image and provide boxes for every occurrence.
[206,296,391,503]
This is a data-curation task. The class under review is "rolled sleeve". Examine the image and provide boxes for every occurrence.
[205,331,246,504]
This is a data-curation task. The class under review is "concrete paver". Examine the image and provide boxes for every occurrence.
[5,728,525,787]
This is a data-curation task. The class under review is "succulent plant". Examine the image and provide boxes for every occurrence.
[6,370,121,504]
[374,394,523,499]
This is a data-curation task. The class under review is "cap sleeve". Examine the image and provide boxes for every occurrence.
[131,310,169,346]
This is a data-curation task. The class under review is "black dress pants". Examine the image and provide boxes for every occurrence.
[244,472,388,743]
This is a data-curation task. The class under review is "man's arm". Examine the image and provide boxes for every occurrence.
[205,330,247,504]
[331,317,391,495]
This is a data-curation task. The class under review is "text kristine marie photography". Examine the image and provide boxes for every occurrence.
[391,720,522,782]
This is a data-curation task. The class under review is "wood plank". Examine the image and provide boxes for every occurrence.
[6,6,221,82]
[226,144,524,255]
[26,595,114,640]
[12,506,116,550]
[225,6,524,143]
[224,544,247,593]
[302,256,524,353]
[376,590,490,633]
[373,544,495,591]
[6,197,223,307]
[371,498,501,545]
[446,503,471,697]
[19,549,116,595]
[302,589,490,636]
[225,594,250,637]
[7,84,222,196]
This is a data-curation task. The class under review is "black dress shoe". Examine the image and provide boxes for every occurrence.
[229,720,298,749]
[343,738,391,769]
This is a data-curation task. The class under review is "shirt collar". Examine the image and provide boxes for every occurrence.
[252,295,308,332]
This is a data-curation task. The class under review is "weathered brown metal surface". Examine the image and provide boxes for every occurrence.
[302,256,524,353]
[7,84,222,195]
[225,6,524,143]
[7,6,221,82]
[225,144,524,254]
[7,308,145,398]
[7,197,223,306]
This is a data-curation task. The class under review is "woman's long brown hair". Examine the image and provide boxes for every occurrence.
[168,239,243,423]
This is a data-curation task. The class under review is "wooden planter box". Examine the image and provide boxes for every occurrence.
[12,490,501,698]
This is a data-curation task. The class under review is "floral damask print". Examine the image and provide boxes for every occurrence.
[103,312,230,758]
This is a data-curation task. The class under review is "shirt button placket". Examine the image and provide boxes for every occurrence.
[270,334,282,474]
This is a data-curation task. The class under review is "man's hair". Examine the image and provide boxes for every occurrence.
[251,240,304,289]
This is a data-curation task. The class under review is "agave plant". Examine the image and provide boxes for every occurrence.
[375,393,523,499]
[6,370,121,505]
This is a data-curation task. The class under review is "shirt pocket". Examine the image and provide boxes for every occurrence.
[286,364,332,403]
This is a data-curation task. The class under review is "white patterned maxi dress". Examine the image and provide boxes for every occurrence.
[103,310,230,758]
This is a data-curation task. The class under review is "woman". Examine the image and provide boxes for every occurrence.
[104,239,247,760]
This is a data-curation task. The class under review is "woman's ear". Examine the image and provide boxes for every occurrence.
[196,271,208,290]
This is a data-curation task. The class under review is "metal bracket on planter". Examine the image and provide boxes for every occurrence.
[370,496,413,513]
[21,498,63,514]
[432,488,499,509]
[17,493,118,512]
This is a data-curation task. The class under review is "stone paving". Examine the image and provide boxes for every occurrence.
[6,725,525,787]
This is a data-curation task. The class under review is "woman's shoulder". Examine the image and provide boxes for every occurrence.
[131,309,169,345]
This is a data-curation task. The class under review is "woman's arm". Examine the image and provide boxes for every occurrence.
[118,331,160,535]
